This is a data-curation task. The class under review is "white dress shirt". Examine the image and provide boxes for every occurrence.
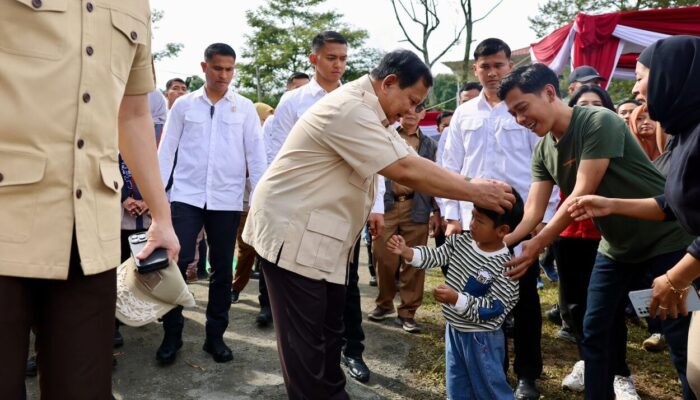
[442,91,558,227]
[148,89,167,125]
[434,131,449,215]
[264,77,337,164]
[158,87,267,211]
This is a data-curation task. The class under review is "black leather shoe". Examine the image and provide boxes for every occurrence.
[515,378,540,400]
[256,306,273,327]
[341,354,370,383]
[203,337,233,363]
[156,333,183,365]
[114,327,124,348]
[545,303,562,326]
[231,290,240,304]
[26,355,37,377]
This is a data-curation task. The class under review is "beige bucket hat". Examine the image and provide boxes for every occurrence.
[116,258,196,327]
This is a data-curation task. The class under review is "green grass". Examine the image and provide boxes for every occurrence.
[406,269,682,399]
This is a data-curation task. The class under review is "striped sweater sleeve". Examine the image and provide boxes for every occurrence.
[412,235,457,270]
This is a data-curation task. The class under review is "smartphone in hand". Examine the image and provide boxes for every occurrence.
[128,232,169,274]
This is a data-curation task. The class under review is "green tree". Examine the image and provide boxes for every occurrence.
[427,74,459,110]
[186,75,204,92]
[344,48,385,82]
[529,0,699,38]
[237,0,368,103]
[151,9,184,61]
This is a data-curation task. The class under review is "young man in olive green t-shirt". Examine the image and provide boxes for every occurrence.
[496,64,695,400]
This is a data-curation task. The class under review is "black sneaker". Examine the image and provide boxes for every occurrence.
[367,307,395,321]
[231,290,240,304]
[397,317,421,333]
[369,276,377,287]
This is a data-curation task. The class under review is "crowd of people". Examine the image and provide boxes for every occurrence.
[1,3,699,400]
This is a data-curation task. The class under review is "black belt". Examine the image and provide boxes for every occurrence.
[394,193,415,202]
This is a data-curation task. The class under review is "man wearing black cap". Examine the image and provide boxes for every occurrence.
[568,65,604,96]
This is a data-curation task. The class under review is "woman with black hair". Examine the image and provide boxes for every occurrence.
[568,84,616,111]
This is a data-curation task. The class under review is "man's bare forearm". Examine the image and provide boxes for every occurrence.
[118,97,171,222]
[380,156,475,201]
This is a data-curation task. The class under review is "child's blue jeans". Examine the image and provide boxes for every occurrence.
[445,324,514,400]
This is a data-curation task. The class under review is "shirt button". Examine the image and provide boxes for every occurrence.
[86,46,94,56]
[130,31,138,41]
[77,139,85,149]
[86,2,93,12]
[82,93,91,103]
[113,181,119,190]
[31,0,41,8]
[76,189,83,199]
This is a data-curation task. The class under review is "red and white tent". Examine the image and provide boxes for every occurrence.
[529,6,700,88]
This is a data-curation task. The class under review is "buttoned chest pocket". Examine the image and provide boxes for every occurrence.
[183,111,207,140]
[296,211,350,272]
[498,121,531,152]
[0,0,68,60]
[221,112,245,143]
[458,119,485,159]
[110,8,147,83]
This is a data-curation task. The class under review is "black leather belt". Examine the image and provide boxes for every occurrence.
[394,193,415,202]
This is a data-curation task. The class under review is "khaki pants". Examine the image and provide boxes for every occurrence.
[232,211,257,293]
[372,199,428,319]
[688,312,700,396]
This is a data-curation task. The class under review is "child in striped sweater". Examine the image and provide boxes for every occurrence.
[387,189,524,400]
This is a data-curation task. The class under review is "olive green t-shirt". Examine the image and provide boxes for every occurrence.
[531,106,693,263]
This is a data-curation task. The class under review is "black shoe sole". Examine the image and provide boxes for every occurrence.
[156,340,183,365]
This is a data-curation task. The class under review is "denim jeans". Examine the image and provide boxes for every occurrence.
[582,250,695,400]
[445,325,514,400]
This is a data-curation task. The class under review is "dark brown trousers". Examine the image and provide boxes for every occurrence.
[260,257,349,400]
[232,211,257,293]
[0,237,116,400]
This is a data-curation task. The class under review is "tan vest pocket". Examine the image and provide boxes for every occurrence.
[0,151,46,243]
[296,210,350,272]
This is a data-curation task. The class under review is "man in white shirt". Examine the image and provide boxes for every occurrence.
[157,43,267,365]
[442,38,558,400]
[148,88,167,143]
[264,33,346,165]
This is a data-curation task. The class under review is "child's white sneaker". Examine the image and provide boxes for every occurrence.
[614,375,641,400]
[562,360,585,392]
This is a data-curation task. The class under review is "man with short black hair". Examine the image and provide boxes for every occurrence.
[442,38,558,400]
[568,65,603,96]
[286,72,311,91]
[459,81,483,104]
[265,31,348,164]
[616,99,642,125]
[243,49,514,400]
[165,78,188,109]
[157,42,267,365]
[499,62,695,400]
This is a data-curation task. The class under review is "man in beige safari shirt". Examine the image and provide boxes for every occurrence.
[243,50,514,400]
[0,1,179,398]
